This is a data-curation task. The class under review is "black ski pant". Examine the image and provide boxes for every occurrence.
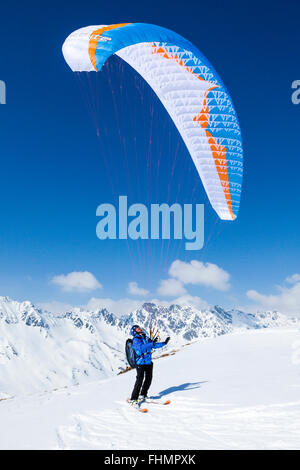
[131,362,153,400]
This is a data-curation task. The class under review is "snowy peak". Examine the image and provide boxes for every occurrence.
[124,302,231,341]
[0,296,49,328]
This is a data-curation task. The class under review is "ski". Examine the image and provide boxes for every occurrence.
[126,398,148,413]
[141,397,171,405]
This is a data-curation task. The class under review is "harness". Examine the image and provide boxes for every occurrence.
[135,334,150,364]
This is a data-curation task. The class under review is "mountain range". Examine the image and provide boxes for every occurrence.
[0,296,298,397]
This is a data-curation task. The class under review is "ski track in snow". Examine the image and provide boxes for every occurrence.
[56,396,300,450]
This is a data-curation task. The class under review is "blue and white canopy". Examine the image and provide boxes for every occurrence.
[63,23,243,220]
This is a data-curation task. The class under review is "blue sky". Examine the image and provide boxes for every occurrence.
[0,0,300,316]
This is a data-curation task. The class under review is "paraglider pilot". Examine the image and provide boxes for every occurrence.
[129,325,170,402]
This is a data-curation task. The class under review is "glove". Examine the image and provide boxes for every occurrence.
[152,336,159,344]
[164,337,170,345]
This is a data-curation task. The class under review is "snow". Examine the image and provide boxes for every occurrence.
[0,328,299,449]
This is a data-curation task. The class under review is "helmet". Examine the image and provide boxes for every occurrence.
[130,324,141,336]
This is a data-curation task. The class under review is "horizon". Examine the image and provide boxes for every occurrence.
[0,293,293,320]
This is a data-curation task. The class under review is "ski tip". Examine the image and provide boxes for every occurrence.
[126,399,148,413]
[164,400,171,405]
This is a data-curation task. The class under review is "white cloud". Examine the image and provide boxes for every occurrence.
[38,294,210,318]
[38,300,74,314]
[51,271,102,293]
[38,297,142,318]
[169,260,231,291]
[286,273,300,284]
[41,295,210,318]
[127,282,149,296]
[86,297,142,317]
[89,294,209,316]
[157,278,187,297]
[247,277,300,317]
[171,294,209,310]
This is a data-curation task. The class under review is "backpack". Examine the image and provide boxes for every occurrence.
[125,338,137,368]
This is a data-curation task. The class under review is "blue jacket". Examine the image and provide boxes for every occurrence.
[132,333,166,365]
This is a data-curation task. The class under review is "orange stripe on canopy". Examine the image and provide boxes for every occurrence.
[152,44,205,81]
[193,88,234,220]
[152,44,234,219]
[88,23,131,71]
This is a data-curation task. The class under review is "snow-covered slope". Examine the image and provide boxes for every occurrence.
[0,328,299,449]
[0,297,127,397]
[0,296,298,397]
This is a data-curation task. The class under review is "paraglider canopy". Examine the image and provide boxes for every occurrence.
[63,23,243,221]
